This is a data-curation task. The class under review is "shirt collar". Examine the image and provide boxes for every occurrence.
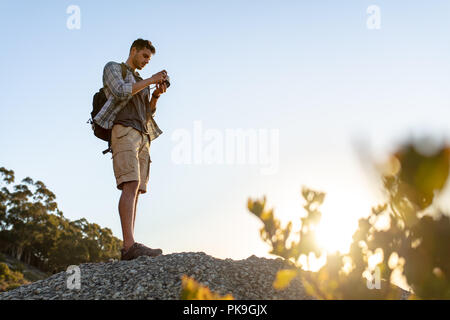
[124,62,141,77]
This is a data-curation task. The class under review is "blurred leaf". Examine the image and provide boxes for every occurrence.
[273,269,298,290]
[180,275,234,300]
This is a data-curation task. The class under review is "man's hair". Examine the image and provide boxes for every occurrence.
[130,38,156,54]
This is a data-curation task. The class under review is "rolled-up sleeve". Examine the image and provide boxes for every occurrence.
[103,62,132,101]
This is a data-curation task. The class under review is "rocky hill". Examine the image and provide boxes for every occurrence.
[0,252,410,300]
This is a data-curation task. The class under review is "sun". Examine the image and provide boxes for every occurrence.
[265,181,378,256]
[315,219,355,254]
[313,192,373,255]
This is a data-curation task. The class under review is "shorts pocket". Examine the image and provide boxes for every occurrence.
[113,150,137,179]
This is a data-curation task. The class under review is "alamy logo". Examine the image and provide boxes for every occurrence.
[66,5,81,30]
[171,121,280,175]
[66,265,81,290]
[367,5,381,30]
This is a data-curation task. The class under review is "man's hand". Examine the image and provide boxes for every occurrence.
[132,70,167,95]
[150,70,167,84]
[152,82,167,98]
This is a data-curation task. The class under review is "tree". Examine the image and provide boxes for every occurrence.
[0,167,122,274]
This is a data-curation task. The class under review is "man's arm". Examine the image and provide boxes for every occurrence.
[132,70,167,95]
[103,62,167,100]
[149,94,158,116]
[147,82,167,118]
[103,62,132,101]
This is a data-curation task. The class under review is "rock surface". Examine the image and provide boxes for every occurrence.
[0,252,411,300]
[0,252,310,300]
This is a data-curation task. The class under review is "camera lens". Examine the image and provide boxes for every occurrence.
[164,75,171,88]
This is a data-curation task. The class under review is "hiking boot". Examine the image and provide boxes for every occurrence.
[120,242,163,261]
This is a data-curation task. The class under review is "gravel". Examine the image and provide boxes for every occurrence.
[0,252,411,300]
[0,252,310,300]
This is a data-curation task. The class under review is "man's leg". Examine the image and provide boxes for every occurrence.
[118,181,139,251]
[133,135,149,233]
[132,191,140,232]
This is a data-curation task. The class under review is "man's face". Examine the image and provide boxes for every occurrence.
[132,48,152,70]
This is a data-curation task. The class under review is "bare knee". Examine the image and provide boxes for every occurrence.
[121,181,139,196]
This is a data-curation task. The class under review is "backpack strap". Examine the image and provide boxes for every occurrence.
[120,63,128,80]
[121,62,143,81]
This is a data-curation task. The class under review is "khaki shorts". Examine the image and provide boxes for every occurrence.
[111,124,151,194]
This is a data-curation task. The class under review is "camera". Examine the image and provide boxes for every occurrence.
[163,74,171,88]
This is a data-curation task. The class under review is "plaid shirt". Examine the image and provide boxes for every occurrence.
[94,61,163,141]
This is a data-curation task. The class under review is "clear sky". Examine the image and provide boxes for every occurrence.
[1,0,450,261]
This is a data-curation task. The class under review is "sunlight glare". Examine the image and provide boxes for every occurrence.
[314,190,373,254]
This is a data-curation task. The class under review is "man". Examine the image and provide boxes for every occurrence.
[94,38,168,261]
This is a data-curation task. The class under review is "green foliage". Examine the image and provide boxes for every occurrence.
[248,139,450,299]
[248,189,324,262]
[0,167,122,276]
[0,262,29,291]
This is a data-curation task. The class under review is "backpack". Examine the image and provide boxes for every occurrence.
[88,63,128,154]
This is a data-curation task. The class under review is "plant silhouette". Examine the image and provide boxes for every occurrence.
[248,139,450,299]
